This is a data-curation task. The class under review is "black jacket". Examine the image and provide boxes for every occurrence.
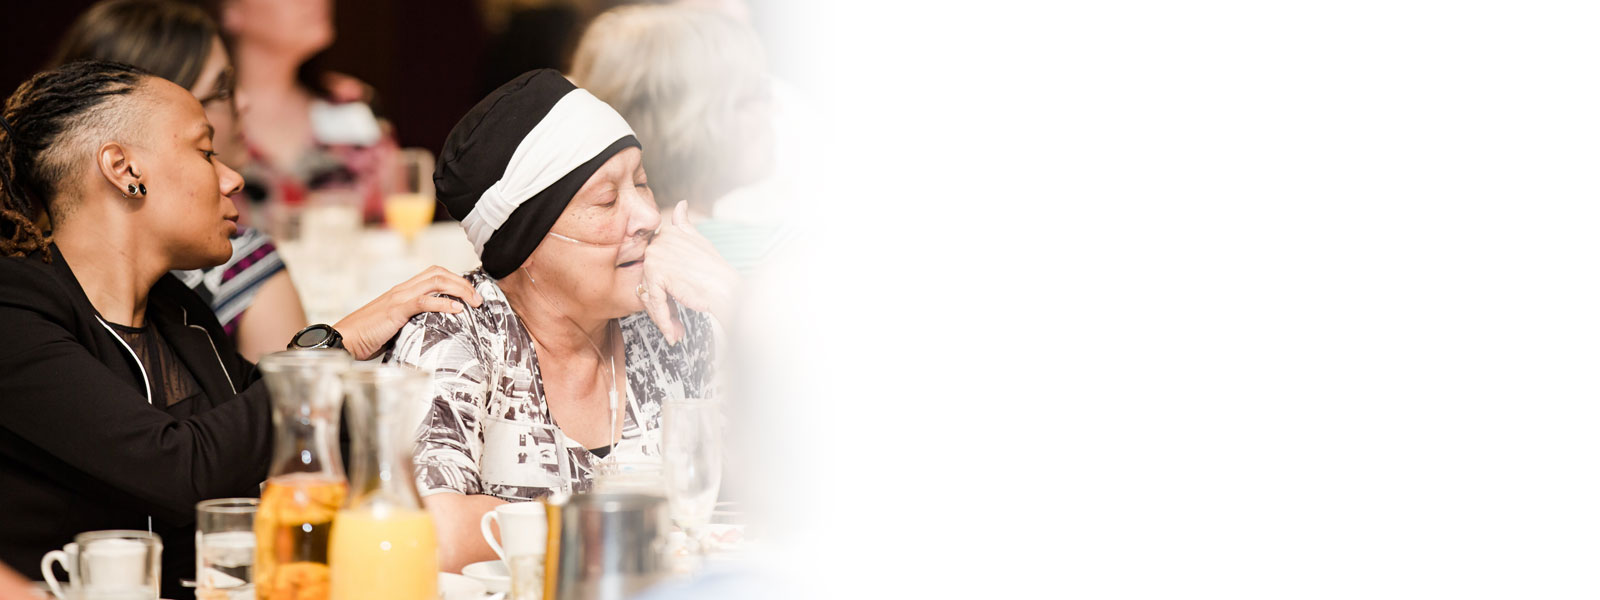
[0,245,272,598]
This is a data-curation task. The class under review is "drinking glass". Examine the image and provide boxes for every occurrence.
[195,498,257,600]
[660,399,723,557]
[590,456,663,495]
[284,189,363,324]
[384,148,436,243]
[705,502,747,556]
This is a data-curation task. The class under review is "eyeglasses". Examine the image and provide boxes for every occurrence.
[197,68,236,109]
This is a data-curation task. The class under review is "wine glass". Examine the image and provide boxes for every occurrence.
[661,398,724,562]
[384,148,436,243]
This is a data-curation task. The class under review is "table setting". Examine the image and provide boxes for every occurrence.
[268,148,482,326]
[33,349,743,600]
[31,142,748,600]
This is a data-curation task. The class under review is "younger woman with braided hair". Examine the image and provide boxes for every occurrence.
[51,0,309,362]
[0,61,480,597]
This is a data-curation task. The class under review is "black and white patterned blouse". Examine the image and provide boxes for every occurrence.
[387,269,716,501]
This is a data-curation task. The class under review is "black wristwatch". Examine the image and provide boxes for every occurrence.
[288,324,344,350]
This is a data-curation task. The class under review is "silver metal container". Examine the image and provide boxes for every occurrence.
[550,492,671,600]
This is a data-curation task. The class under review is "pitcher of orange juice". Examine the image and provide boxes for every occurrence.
[328,364,438,600]
[255,350,353,600]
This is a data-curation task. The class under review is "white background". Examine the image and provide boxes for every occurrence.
[747,1,1600,597]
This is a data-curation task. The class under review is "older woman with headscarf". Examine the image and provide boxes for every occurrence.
[386,69,738,571]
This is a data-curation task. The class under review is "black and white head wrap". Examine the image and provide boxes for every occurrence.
[435,69,639,279]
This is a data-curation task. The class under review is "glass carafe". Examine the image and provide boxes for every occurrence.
[255,350,352,600]
[328,364,437,600]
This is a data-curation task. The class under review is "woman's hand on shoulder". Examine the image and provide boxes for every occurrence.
[333,266,483,360]
[639,201,739,345]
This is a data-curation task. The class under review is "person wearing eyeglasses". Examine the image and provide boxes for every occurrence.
[51,0,306,363]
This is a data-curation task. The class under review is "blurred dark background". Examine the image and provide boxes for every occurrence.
[0,0,802,158]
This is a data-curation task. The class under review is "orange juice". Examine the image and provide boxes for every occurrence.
[383,193,435,241]
[256,474,347,600]
[328,506,437,600]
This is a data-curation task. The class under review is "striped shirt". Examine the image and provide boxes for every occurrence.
[695,219,787,275]
[171,227,287,335]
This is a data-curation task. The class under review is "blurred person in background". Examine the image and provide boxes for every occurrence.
[570,4,783,274]
[210,0,397,224]
[52,0,308,362]
[387,69,738,572]
[669,0,751,23]
[0,60,480,597]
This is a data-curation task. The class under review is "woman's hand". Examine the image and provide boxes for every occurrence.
[333,266,483,360]
[639,201,739,344]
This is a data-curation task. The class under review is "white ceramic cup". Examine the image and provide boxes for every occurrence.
[40,542,79,590]
[479,502,547,564]
[42,530,161,600]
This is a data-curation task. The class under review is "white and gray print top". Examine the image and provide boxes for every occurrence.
[387,268,716,501]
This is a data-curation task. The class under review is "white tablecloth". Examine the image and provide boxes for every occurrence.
[277,222,480,326]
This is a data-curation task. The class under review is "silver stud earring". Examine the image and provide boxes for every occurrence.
[127,184,136,195]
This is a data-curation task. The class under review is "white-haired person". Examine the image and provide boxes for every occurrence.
[386,69,738,572]
[570,4,784,274]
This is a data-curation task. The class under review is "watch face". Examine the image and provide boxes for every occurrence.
[298,327,331,347]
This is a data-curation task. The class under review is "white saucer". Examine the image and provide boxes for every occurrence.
[460,560,510,594]
[439,572,488,600]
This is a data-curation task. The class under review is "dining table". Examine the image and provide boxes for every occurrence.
[276,221,482,328]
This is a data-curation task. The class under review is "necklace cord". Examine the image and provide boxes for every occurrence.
[522,266,622,451]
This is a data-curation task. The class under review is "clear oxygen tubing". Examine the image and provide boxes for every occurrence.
[543,227,657,248]
[525,224,662,452]
[548,226,692,344]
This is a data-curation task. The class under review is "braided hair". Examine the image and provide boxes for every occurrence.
[0,60,146,259]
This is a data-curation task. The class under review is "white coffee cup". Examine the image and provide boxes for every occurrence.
[40,542,79,588]
[479,502,547,564]
[42,530,160,600]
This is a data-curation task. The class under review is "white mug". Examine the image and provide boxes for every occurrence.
[42,530,161,600]
[40,542,79,591]
[479,502,547,564]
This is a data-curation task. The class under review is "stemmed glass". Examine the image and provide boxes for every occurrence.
[661,398,724,562]
[383,148,436,244]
